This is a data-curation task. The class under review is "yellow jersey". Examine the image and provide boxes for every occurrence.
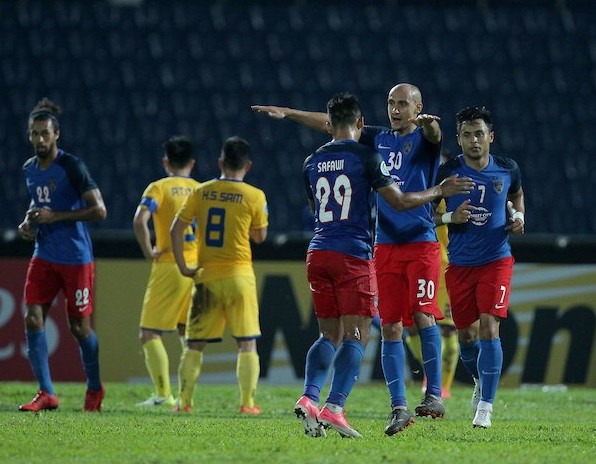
[177,178,268,282]
[140,176,201,263]
[435,199,449,266]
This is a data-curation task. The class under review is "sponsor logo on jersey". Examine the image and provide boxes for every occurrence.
[380,161,390,176]
[470,206,492,226]
[391,174,405,187]
[493,178,504,194]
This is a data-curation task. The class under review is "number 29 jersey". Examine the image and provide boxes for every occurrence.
[303,140,394,260]
[176,178,268,282]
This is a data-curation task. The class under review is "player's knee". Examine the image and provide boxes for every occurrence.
[382,322,403,340]
[24,313,43,331]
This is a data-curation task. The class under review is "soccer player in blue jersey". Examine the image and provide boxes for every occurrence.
[295,93,474,438]
[17,98,107,412]
[253,83,464,432]
[435,106,525,428]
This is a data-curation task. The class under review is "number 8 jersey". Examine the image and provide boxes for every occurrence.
[303,140,394,260]
[22,149,98,265]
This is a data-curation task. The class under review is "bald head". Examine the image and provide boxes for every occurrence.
[386,83,424,134]
[388,83,422,104]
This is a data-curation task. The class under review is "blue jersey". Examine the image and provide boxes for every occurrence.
[22,150,98,265]
[303,140,394,260]
[436,154,522,266]
[359,126,441,244]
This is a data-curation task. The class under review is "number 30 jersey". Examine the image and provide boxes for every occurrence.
[22,149,98,265]
[303,140,394,260]
[176,178,268,282]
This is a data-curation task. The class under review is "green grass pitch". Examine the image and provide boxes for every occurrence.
[1,382,594,463]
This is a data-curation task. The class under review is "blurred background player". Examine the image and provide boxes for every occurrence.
[17,98,107,412]
[253,83,451,420]
[133,136,200,407]
[294,93,474,438]
[171,136,268,414]
[436,106,525,428]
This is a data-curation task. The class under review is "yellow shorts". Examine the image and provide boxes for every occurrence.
[140,261,196,331]
[186,273,260,342]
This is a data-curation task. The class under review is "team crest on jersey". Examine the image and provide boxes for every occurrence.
[48,179,58,192]
[493,178,504,194]
[402,140,413,155]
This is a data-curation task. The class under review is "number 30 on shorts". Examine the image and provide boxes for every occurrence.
[416,279,435,299]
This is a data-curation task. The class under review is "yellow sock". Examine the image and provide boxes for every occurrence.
[405,334,424,367]
[143,339,170,397]
[441,332,459,392]
[237,351,260,408]
[178,348,203,407]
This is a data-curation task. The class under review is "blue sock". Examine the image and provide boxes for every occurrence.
[26,330,54,395]
[371,314,382,331]
[78,331,102,391]
[459,340,480,380]
[381,340,407,408]
[478,338,503,404]
[303,337,336,403]
[420,325,442,397]
[326,340,365,408]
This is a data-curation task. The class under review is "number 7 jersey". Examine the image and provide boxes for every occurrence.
[176,178,268,282]
[303,140,394,260]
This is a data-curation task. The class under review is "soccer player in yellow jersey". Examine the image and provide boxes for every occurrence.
[133,136,200,407]
[171,136,268,414]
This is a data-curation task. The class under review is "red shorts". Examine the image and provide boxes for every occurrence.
[24,257,95,318]
[445,256,514,329]
[306,250,378,319]
[374,242,443,326]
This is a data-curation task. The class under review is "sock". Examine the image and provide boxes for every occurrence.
[405,333,423,367]
[326,340,365,408]
[237,351,260,408]
[459,340,480,380]
[371,314,382,331]
[441,332,459,392]
[420,325,442,397]
[143,338,171,397]
[478,338,503,404]
[381,340,407,408]
[78,331,102,391]
[178,348,203,407]
[303,337,336,403]
[26,329,54,395]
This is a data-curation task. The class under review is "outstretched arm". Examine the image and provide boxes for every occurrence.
[378,175,475,212]
[409,114,442,144]
[251,105,329,133]
[28,188,107,224]
[434,199,477,226]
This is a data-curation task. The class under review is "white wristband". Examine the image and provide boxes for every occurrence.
[441,212,453,224]
[512,211,524,224]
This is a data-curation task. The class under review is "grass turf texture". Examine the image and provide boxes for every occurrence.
[1,382,594,464]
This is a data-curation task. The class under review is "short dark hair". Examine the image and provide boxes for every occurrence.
[29,97,61,131]
[221,136,250,171]
[456,106,493,133]
[326,93,362,128]
[163,136,195,168]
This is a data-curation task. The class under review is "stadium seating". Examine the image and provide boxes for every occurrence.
[0,0,594,234]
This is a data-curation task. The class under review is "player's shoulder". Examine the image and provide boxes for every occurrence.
[239,181,266,198]
[55,150,81,167]
[439,155,463,173]
[492,154,519,171]
[363,125,392,137]
[22,155,37,170]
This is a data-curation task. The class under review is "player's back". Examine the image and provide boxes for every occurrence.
[303,140,379,260]
[189,178,268,280]
[142,176,201,263]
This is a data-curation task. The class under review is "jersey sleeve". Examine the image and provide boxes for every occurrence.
[177,188,200,224]
[63,156,99,195]
[303,155,314,201]
[359,125,384,150]
[251,190,269,229]
[139,182,160,213]
[365,150,394,191]
[508,159,522,193]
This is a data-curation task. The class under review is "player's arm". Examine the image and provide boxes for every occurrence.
[410,114,442,144]
[251,105,329,133]
[250,227,267,244]
[377,175,474,212]
[30,188,107,224]
[133,206,161,260]
[170,216,198,277]
[19,200,37,241]
[434,199,476,226]
[505,187,525,234]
